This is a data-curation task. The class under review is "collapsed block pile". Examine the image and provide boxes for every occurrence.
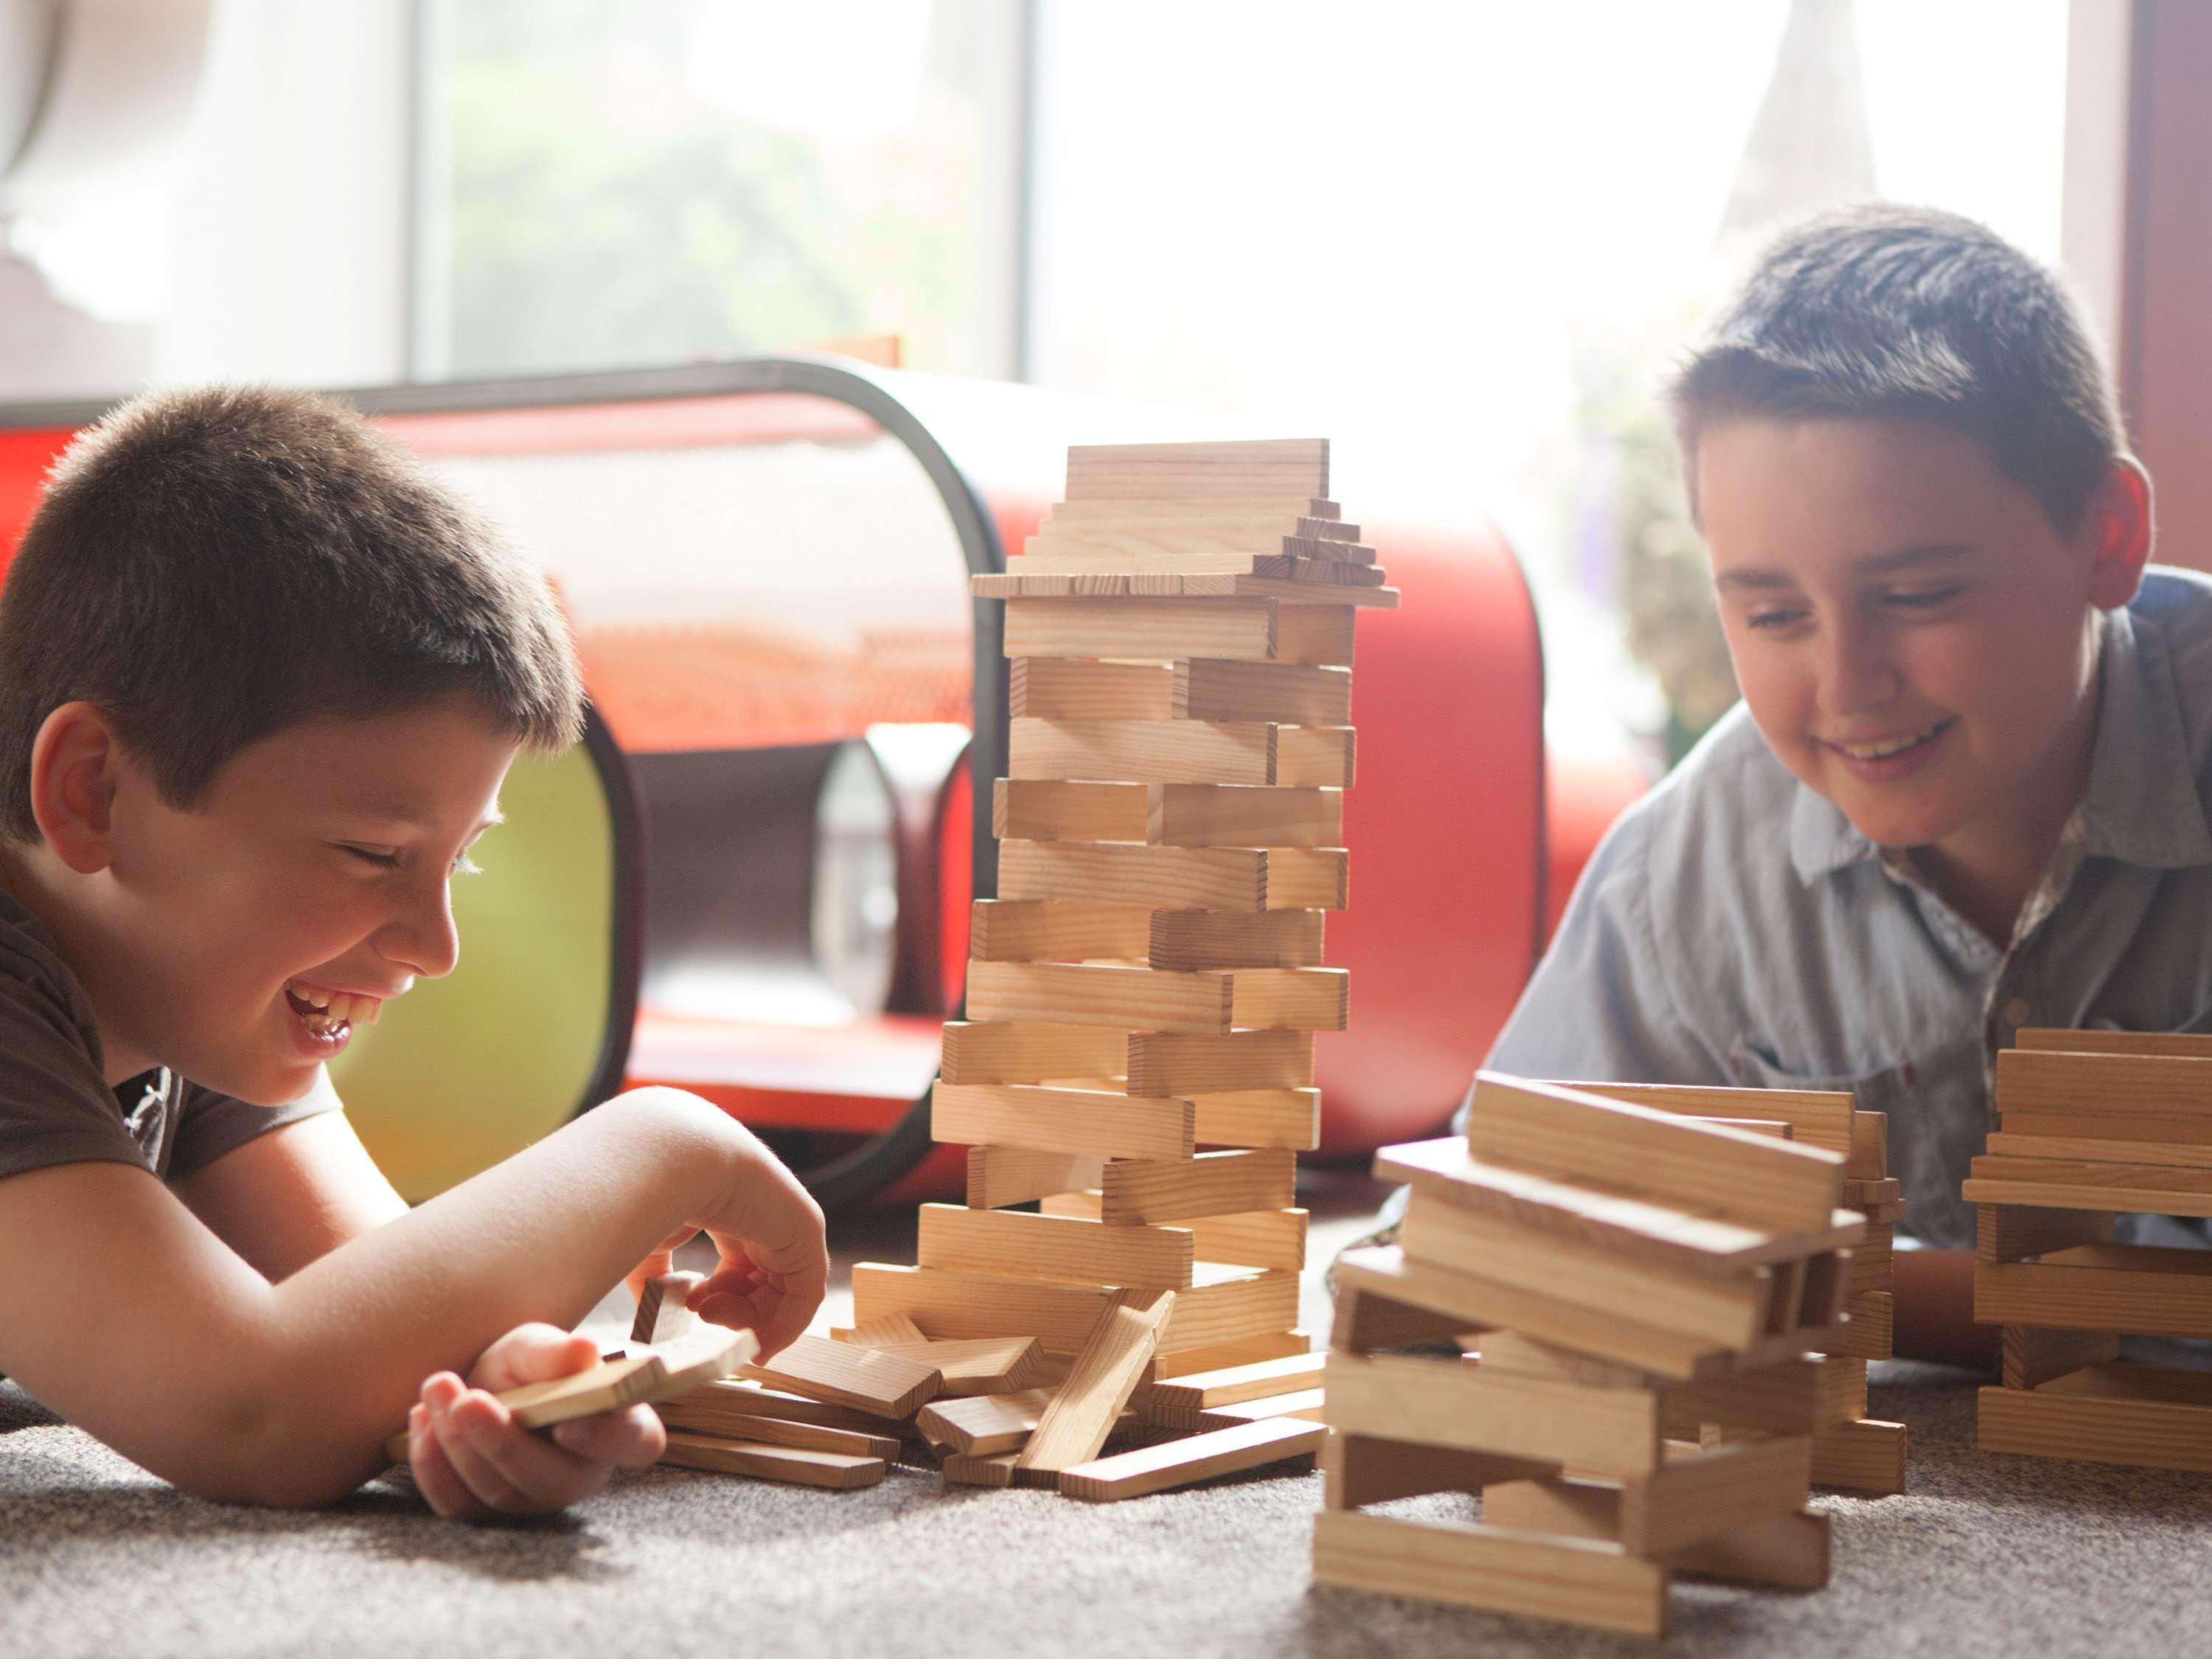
[1966,1028,2212,1474]
[1315,1073,1871,1638]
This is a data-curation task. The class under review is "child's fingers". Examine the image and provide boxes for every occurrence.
[436,1391,582,1516]
[408,1400,485,1520]
[469,1325,600,1393]
[549,1403,666,1469]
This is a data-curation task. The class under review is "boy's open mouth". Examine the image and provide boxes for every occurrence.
[1826,718,1954,762]
[283,980,383,1040]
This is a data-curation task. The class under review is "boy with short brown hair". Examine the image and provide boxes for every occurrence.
[0,386,825,1516]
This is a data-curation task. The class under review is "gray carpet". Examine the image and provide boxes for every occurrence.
[6,1186,2211,1657]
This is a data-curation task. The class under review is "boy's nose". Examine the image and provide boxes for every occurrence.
[373,880,461,980]
[1815,616,1903,714]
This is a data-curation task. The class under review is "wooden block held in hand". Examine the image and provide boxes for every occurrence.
[631,1270,705,1346]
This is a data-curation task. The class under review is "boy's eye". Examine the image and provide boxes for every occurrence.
[340,845,484,877]
[1882,585,1964,611]
[1745,607,1808,631]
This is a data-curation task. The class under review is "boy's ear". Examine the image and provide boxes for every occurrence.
[28,702,125,875]
[2084,454,2154,610]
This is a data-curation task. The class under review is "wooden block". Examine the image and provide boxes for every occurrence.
[859,1335,1048,1397]
[1469,1074,1843,1235]
[1975,1243,2212,1338]
[666,1411,902,1461]
[998,840,1348,913]
[1986,1129,2212,1169]
[914,1388,1057,1455]
[1310,1509,1671,1638]
[1664,1357,1828,1436]
[1152,1330,1310,1376]
[992,777,1151,844]
[1013,528,1353,577]
[1811,1416,1907,1492]
[942,1450,1020,1486]
[1326,1351,1661,1476]
[1964,1155,2212,1217]
[1060,1417,1326,1500]
[1004,597,1290,663]
[1177,1387,1328,1430]
[967,961,1231,1033]
[965,1144,1109,1208]
[1978,1362,2212,1472]
[739,1333,942,1419]
[1147,1351,1327,1413]
[1828,1291,1893,1361]
[1101,1147,1296,1224]
[1228,967,1349,1029]
[1976,1203,2117,1263]
[1147,782,1342,849]
[2017,1026,2212,1059]
[1843,1175,1903,1209]
[1374,1135,1865,1275]
[660,1431,887,1489]
[1329,1280,1477,1352]
[844,1313,927,1348]
[1564,1080,1862,1168]
[1479,1472,1624,1540]
[1618,1436,1812,1555]
[1163,574,1397,610]
[1174,658,1352,725]
[1009,658,1175,720]
[1324,1433,1552,1508]
[1846,1228,1894,1295]
[630,1270,703,1346]
[2002,1110,2205,1142]
[1668,1508,1831,1590]
[1015,1289,1176,1476]
[940,1020,1126,1085]
[1192,1087,1320,1150]
[659,1379,906,1436]
[1007,717,1273,787]
[1146,908,1326,971]
[1049,495,1339,520]
[1185,1206,1307,1271]
[932,1082,1194,1161]
[1474,1331,1652,1388]
[1129,1029,1314,1093]
[1064,438,1329,501]
[1273,726,1357,787]
[1815,1357,1871,1426]
[1994,1048,2212,1130]
[917,1203,1195,1290]
[967,898,1150,962]
[1398,1192,1773,1350]
[850,1262,1295,1354]
[2002,1324,2122,1389]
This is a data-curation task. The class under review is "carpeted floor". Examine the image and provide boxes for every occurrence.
[6,1185,2211,1658]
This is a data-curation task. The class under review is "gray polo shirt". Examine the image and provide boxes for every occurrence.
[1473,566,2212,1248]
[0,886,341,1188]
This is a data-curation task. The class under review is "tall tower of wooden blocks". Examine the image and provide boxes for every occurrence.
[1316,1074,1866,1638]
[852,437,1399,1371]
[1966,1028,2212,1474]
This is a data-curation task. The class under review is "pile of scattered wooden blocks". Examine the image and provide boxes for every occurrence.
[1966,1028,2212,1473]
[827,436,1396,1499]
[1315,1072,1874,1638]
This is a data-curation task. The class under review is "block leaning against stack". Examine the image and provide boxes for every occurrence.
[1315,1073,1866,1638]
[1966,1028,2212,1473]
[849,437,1395,1499]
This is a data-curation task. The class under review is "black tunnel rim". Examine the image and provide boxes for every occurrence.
[1,358,1004,1209]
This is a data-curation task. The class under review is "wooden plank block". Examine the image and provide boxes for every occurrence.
[1192,1086,1320,1150]
[1129,1029,1314,1093]
[860,1336,1048,1397]
[660,1431,887,1489]
[1811,1416,1907,1492]
[1185,1206,1307,1271]
[662,1411,902,1461]
[1147,908,1326,970]
[965,1144,1108,1208]
[1468,1074,1843,1235]
[1975,1244,2212,1338]
[1619,1436,1812,1556]
[1009,717,1276,787]
[740,1333,941,1419]
[1398,1192,1773,1350]
[1151,1330,1310,1376]
[659,1379,906,1435]
[1374,1136,1865,1275]
[2017,1026,2212,1059]
[1046,496,1340,524]
[1326,1351,1661,1476]
[1979,1362,2212,1472]
[1147,782,1342,849]
[1324,1433,1554,1508]
[1101,1150,1296,1225]
[630,1270,703,1346]
[940,1020,1126,1086]
[1846,1228,1893,1295]
[1964,1155,2212,1217]
[1663,1357,1827,1436]
[843,1313,926,1347]
[1009,658,1174,720]
[1177,1388,1328,1430]
[1815,1357,1871,1426]
[1225,967,1347,1029]
[1147,1351,1326,1412]
[850,1262,1295,1354]
[1170,574,1399,610]
[981,571,1397,609]
[992,779,1149,844]
[1001,597,1284,663]
[933,1082,1195,1161]
[1976,1203,2116,1263]
[1037,514,1364,552]
[1015,1289,1176,1478]
[1828,1291,1893,1361]
[914,1388,1057,1455]
[1065,438,1329,501]
[1995,1047,2212,1130]
[1329,1280,1477,1352]
[2001,1110,2204,1142]
[1473,1331,1652,1389]
[2002,1325,2121,1389]
[1987,1129,2212,1169]
[1843,1176,1903,1208]
[1175,658,1352,725]
[1273,603,1358,665]
[967,960,1231,1033]
[1273,726,1357,787]
[1013,528,1360,577]
[917,1203,1196,1290]
[998,841,1346,913]
[1565,1080,1859,1164]
[1310,1509,1671,1638]
[1669,1509,1831,1590]
[1060,1417,1325,1500]
[942,1450,1020,1486]
[967,898,1150,961]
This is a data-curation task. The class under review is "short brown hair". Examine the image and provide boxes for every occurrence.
[0,385,584,841]
[1671,204,2122,536]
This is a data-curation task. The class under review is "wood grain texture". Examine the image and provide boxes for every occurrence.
[931,1081,1194,1161]
[739,1334,942,1419]
[849,1262,1295,1354]
[1326,1350,1662,1476]
[2002,1324,2121,1388]
[1974,1244,2212,1338]
[1100,1147,1297,1223]
[939,1020,1127,1087]
[1009,658,1175,721]
[1147,782,1343,848]
[1994,1047,2212,1130]
[1810,1416,1907,1492]
[1063,439,1329,502]
[1978,1362,2212,1472]
[1976,1203,2117,1263]
[965,899,1150,962]
[1191,1086,1321,1150]
[1014,1289,1175,1476]
[854,1335,1048,1397]
[1175,658,1352,725]
[1964,1155,2212,1217]
[659,1432,888,1489]
[917,1203,1195,1290]
[1618,1436,1812,1555]
[1986,1129,2212,1169]
[967,960,1233,1033]
[1146,1351,1326,1412]
[1148,907,1327,970]
[2015,1026,2212,1059]
[1060,1417,1325,1500]
[1127,1029,1315,1093]
[964,1144,1109,1208]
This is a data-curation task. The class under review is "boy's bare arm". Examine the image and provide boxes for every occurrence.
[171,1112,409,1283]
[0,1086,824,1507]
[1891,1246,1999,1369]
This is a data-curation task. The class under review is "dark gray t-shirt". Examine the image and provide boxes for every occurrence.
[0,886,342,1187]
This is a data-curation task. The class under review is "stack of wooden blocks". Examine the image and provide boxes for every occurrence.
[844,437,1397,1499]
[1965,1028,2212,1473]
[1562,1080,1907,1493]
[1315,1072,1870,1638]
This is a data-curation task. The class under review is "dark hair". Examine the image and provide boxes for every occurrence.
[1669,204,2122,535]
[0,385,584,841]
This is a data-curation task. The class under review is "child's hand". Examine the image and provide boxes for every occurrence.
[404,1323,665,1520]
